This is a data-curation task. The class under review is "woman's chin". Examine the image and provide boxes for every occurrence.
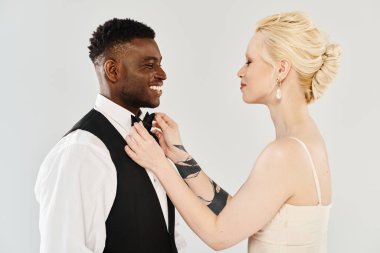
[242,95,256,104]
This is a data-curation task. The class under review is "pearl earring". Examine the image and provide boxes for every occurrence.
[276,78,282,100]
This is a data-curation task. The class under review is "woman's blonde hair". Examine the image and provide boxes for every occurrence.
[256,11,341,103]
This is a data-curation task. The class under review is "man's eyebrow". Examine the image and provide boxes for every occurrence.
[143,56,162,61]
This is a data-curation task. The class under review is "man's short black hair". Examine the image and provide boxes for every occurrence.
[88,18,155,63]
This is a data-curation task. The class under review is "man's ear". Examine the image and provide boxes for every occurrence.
[104,59,118,83]
[278,59,291,81]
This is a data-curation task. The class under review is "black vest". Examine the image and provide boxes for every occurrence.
[66,109,178,253]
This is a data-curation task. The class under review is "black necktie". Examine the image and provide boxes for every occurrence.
[131,112,158,142]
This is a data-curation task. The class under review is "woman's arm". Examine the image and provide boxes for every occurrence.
[125,122,296,250]
[153,113,231,214]
[167,145,231,215]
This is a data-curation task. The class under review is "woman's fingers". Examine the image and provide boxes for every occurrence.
[155,113,171,124]
[155,115,170,130]
[152,121,158,128]
[152,129,167,147]
[152,129,164,142]
[155,113,172,125]
[152,122,163,131]
[124,145,137,160]
[156,113,176,127]
[154,112,165,118]
[133,122,152,141]
[125,135,138,151]
[151,128,161,137]
[129,124,144,143]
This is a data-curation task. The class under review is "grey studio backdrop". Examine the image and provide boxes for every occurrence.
[1,0,379,252]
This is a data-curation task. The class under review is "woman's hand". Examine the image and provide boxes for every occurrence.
[152,113,188,163]
[125,121,168,172]
[153,113,183,147]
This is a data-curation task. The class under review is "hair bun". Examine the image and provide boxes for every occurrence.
[311,43,341,101]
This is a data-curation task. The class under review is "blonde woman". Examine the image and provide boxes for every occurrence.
[125,11,340,252]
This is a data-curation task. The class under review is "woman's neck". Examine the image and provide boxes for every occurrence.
[267,99,312,139]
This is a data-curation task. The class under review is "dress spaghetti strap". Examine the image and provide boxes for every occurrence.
[288,137,322,205]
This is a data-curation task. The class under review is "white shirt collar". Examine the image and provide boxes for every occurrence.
[93,94,147,137]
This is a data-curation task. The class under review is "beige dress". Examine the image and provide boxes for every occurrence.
[248,137,331,253]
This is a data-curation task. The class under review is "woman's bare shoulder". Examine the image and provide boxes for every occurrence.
[261,137,305,158]
[253,137,309,173]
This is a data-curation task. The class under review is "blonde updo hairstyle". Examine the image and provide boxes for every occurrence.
[256,11,340,103]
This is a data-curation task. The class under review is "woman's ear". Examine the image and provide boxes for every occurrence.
[104,59,119,83]
[278,59,291,81]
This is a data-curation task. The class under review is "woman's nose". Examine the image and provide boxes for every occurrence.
[237,65,245,78]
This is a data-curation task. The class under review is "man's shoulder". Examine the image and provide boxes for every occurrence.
[54,129,107,154]
[40,129,110,173]
[36,129,115,195]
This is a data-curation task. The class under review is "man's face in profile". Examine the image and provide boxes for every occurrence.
[115,38,167,112]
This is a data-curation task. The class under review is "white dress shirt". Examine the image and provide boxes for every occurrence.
[35,94,186,253]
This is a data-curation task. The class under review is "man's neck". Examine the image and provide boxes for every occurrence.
[99,92,141,116]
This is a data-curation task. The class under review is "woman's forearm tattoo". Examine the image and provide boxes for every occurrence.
[173,145,201,178]
[175,156,202,179]
[173,145,229,214]
[207,180,228,215]
[173,144,187,152]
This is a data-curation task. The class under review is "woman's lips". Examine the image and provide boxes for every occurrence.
[240,83,247,89]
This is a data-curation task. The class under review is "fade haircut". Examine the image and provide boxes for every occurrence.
[88,18,155,63]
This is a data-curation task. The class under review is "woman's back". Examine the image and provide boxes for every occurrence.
[248,136,331,253]
[248,204,330,252]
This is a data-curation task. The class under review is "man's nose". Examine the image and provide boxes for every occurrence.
[155,66,167,80]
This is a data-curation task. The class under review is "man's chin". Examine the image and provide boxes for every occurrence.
[141,100,160,109]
